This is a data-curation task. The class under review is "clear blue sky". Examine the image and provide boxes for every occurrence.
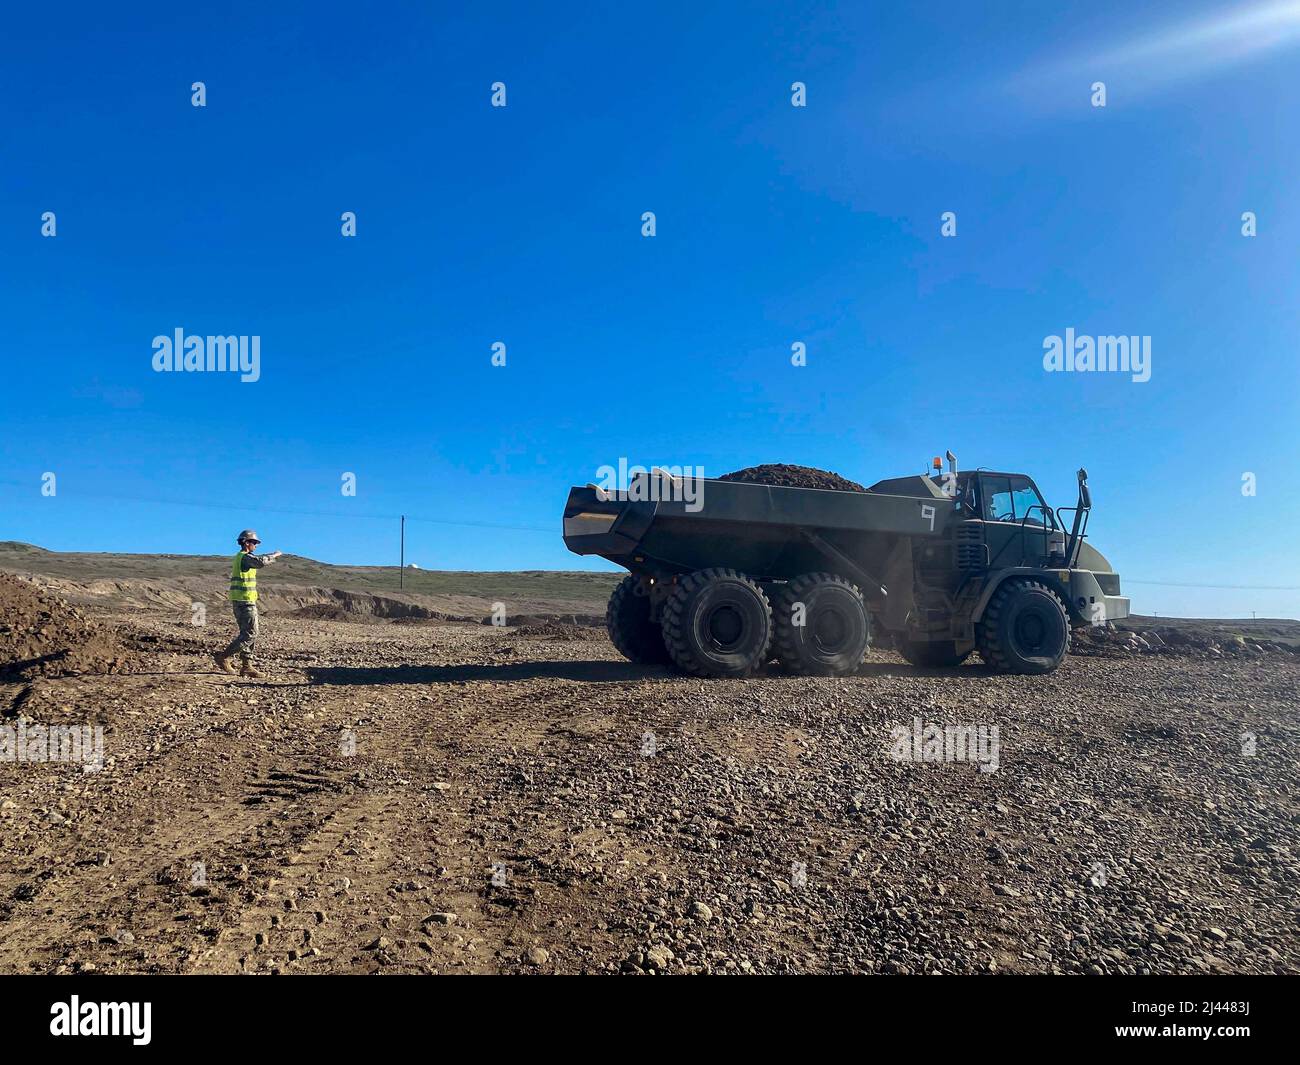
[2,1,1298,618]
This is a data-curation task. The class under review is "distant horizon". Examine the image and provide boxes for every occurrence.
[4,539,1296,623]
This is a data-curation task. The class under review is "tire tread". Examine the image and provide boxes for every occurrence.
[976,578,1070,673]
[661,568,771,677]
[770,572,868,677]
[606,575,669,664]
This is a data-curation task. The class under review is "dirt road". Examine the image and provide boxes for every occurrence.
[2,609,1297,975]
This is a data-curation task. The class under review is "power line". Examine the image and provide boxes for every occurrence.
[1124,579,1300,591]
[0,480,553,534]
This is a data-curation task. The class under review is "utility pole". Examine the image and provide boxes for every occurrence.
[400,514,405,589]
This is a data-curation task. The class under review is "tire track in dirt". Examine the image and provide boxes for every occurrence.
[188,786,403,973]
[188,679,560,973]
[211,677,664,973]
[0,675,364,973]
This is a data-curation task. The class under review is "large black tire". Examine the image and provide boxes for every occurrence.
[898,638,973,668]
[977,579,1070,674]
[661,568,771,677]
[771,573,869,676]
[606,576,670,665]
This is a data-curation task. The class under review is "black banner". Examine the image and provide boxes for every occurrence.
[0,975,1286,1052]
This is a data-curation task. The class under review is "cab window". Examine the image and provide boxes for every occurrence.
[982,476,1014,521]
[956,474,979,514]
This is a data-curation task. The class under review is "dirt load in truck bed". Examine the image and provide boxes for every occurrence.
[718,464,867,492]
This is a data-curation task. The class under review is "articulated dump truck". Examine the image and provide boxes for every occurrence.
[562,457,1128,678]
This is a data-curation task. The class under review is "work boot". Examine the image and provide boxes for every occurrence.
[239,658,264,680]
[213,652,237,675]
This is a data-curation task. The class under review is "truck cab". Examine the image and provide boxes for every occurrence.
[952,471,1066,569]
[942,468,1128,628]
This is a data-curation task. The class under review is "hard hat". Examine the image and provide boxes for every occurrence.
[237,529,261,544]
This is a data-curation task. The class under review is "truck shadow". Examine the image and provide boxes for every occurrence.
[304,660,984,686]
[304,661,671,685]
[856,662,986,678]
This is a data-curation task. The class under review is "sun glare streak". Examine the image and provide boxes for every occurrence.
[1009,1,1300,98]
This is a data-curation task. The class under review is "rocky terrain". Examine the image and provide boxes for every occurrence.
[1,560,1296,975]
[1073,620,1300,659]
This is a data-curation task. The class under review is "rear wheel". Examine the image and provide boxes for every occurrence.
[977,579,1070,674]
[898,638,973,668]
[606,575,670,665]
[771,573,870,676]
[661,568,771,677]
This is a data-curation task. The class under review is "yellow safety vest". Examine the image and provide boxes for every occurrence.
[229,551,258,603]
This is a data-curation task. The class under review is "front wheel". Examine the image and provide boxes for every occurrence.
[977,579,1070,674]
[661,568,772,678]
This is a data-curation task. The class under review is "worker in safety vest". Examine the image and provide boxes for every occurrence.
[214,529,282,678]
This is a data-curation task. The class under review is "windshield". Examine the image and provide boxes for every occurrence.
[976,475,1052,526]
[1010,478,1048,525]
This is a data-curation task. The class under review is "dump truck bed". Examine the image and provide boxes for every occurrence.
[563,474,949,582]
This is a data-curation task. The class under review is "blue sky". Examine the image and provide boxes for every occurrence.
[2,1,1298,618]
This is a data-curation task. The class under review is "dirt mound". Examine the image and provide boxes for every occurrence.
[1071,623,1298,659]
[509,622,597,641]
[0,573,138,678]
[480,613,603,629]
[288,604,385,624]
[718,464,866,492]
[286,594,464,624]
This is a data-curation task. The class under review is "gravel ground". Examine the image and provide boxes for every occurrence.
[1,609,1296,975]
